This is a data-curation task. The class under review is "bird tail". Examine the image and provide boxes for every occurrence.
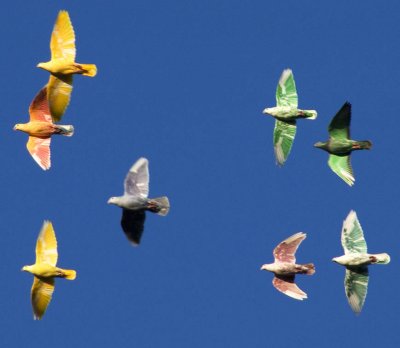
[62,269,77,280]
[304,263,316,275]
[356,141,372,150]
[303,110,317,120]
[56,125,74,137]
[371,253,390,264]
[148,196,170,216]
[79,64,97,77]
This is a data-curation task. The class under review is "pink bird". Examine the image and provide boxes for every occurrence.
[13,87,74,170]
[260,232,315,300]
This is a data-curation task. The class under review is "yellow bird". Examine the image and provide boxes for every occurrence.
[22,221,76,320]
[37,10,97,121]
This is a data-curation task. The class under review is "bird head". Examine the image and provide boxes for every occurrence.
[37,62,51,72]
[107,197,118,205]
[262,107,274,115]
[314,141,325,148]
[260,264,273,272]
[21,265,31,272]
[13,124,22,131]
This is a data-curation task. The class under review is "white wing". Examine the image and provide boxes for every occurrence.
[124,157,149,198]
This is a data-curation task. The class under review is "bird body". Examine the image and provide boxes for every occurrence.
[37,10,97,122]
[332,210,390,314]
[260,232,315,300]
[263,69,317,166]
[108,158,170,245]
[14,87,74,170]
[22,221,76,319]
[314,102,372,186]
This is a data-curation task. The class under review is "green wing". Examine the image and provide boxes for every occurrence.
[341,210,367,254]
[328,102,351,140]
[273,120,297,166]
[276,69,298,108]
[328,154,354,186]
[345,267,369,314]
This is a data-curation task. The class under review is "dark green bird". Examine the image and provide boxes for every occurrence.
[314,102,372,186]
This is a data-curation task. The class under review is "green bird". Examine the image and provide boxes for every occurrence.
[332,211,390,314]
[263,69,317,166]
[314,102,372,186]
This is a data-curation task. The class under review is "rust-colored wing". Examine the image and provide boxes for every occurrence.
[50,10,76,61]
[29,87,52,123]
[272,275,307,300]
[31,276,55,320]
[47,75,73,122]
[273,232,306,264]
[27,137,51,170]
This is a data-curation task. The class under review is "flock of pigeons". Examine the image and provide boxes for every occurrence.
[17,10,388,320]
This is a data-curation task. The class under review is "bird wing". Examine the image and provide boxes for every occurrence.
[31,276,55,320]
[121,209,146,246]
[328,154,354,186]
[273,120,297,166]
[341,210,368,254]
[273,232,306,264]
[273,275,307,300]
[47,75,73,122]
[29,87,53,123]
[124,158,150,198]
[27,137,51,171]
[328,102,351,140]
[50,10,76,61]
[344,267,369,314]
[35,220,58,266]
[275,69,298,108]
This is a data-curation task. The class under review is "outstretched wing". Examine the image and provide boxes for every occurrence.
[47,75,73,122]
[124,158,149,197]
[35,220,58,266]
[273,120,297,166]
[273,275,307,300]
[29,87,53,123]
[328,102,351,140]
[273,232,306,264]
[341,210,367,254]
[50,10,76,61]
[121,209,146,246]
[345,267,369,314]
[276,69,298,108]
[31,276,55,320]
[328,154,354,186]
[27,137,51,171]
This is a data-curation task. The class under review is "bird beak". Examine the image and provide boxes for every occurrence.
[107,198,112,204]
[13,125,17,131]
[36,63,44,69]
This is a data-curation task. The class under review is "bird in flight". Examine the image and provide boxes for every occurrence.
[314,102,372,186]
[108,157,170,245]
[260,232,315,300]
[22,221,76,320]
[263,69,317,166]
[13,87,74,170]
[332,210,390,314]
[37,10,97,122]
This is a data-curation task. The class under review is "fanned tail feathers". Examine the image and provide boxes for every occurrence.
[304,110,317,120]
[305,263,315,275]
[57,125,74,137]
[79,64,97,77]
[372,253,390,264]
[63,269,77,280]
[149,196,170,216]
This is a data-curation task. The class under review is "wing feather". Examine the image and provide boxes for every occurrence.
[273,120,297,166]
[276,69,298,108]
[273,275,307,300]
[328,154,354,186]
[341,210,367,254]
[50,10,76,61]
[328,102,351,140]
[31,276,55,320]
[29,87,52,123]
[273,232,306,263]
[345,267,369,314]
[47,75,73,122]
[35,220,58,266]
[124,158,149,197]
[27,137,51,171]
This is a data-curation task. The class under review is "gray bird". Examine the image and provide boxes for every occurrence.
[108,157,170,245]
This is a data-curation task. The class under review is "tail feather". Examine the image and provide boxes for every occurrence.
[358,140,372,150]
[304,263,316,275]
[63,269,77,280]
[372,253,390,264]
[57,125,74,137]
[149,196,170,216]
[79,64,97,77]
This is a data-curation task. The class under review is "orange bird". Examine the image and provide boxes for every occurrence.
[13,87,74,170]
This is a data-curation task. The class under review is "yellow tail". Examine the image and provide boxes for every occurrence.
[63,269,77,280]
[80,63,97,77]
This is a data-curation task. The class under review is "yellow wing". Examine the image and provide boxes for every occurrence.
[47,75,73,122]
[35,221,58,266]
[31,276,55,320]
[50,10,76,61]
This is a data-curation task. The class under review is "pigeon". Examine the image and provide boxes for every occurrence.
[314,102,372,186]
[263,69,317,166]
[22,221,76,320]
[260,232,315,300]
[37,10,97,122]
[13,87,74,170]
[108,158,170,245]
[332,210,390,314]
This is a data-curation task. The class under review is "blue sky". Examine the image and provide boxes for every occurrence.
[0,0,398,347]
